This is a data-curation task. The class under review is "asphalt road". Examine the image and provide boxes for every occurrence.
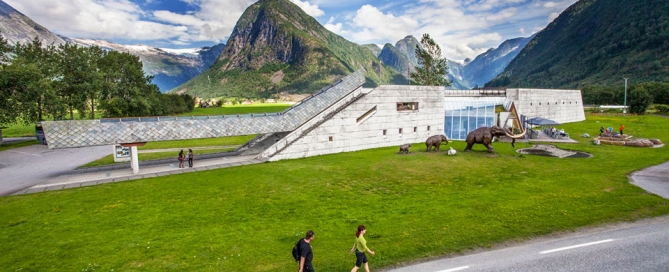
[0,144,109,196]
[384,216,669,272]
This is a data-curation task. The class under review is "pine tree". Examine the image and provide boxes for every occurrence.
[410,34,451,87]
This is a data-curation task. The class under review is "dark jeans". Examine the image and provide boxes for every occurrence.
[300,263,314,272]
[355,250,368,267]
[188,158,193,167]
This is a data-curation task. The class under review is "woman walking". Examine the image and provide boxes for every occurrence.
[350,225,375,272]
[178,150,185,168]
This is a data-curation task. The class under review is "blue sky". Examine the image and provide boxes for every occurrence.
[5,0,577,60]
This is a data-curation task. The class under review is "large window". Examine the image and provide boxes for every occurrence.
[397,102,419,111]
[444,101,497,140]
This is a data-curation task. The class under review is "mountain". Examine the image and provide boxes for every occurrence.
[172,0,404,98]
[377,35,470,89]
[446,60,469,89]
[0,0,64,45]
[486,0,669,88]
[361,44,381,57]
[378,43,411,77]
[394,35,420,66]
[462,36,532,88]
[66,38,225,92]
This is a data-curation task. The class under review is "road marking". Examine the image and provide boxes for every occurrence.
[436,266,469,272]
[540,239,614,254]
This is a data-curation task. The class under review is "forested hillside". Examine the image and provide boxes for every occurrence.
[486,0,669,88]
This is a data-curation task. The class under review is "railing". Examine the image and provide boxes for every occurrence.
[444,88,506,97]
[256,86,369,160]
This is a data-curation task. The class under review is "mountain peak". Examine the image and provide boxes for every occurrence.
[174,0,403,97]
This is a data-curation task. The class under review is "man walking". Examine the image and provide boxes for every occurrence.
[187,149,194,168]
[298,230,315,272]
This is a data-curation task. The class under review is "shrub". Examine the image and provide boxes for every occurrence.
[628,85,654,114]
[655,104,669,114]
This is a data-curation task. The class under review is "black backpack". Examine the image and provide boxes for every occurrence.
[292,240,301,262]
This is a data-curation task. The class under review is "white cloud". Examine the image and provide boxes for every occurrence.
[5,0,256,45]
[289,0,324,18]
[348,5,419,43]
[548,12,560,22]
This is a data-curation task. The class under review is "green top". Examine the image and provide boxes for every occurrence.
[355,235,369,252]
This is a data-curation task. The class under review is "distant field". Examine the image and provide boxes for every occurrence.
[182,103,292,116]
[2,123,35,138]
[1,113,669,271]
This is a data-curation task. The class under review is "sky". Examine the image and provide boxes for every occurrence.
[5,0,578,61]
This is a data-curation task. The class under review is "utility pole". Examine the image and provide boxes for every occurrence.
[624,77,628,114]
[407,66,411,85]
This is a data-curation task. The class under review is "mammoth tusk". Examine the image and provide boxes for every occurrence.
[505,129,527,139]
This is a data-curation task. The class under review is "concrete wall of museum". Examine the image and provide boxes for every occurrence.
[271,85,446,160]
[508,89,586,124]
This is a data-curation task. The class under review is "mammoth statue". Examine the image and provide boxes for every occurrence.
[425,135,449,152]
[398,144,411,154]
[464,126,526,153]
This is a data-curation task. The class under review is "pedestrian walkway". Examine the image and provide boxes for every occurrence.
[12,154,264,196]
[629,161,669,199]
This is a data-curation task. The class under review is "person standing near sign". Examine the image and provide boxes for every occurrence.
[178,150,185,168]
[187,149,194,168]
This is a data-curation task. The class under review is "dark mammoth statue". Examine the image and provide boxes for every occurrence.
[464,126,526,153]
[398,144,411,154]
[425,135,449,152]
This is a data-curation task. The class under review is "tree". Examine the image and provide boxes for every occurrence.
[5,37,60,124]
[409,33,451,87]
[57,43,104,119]
[97,51,162,117]
[628,85,654,114]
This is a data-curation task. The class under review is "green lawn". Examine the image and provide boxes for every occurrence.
[1,113,669,271]
[1,123,35,137]
[139,135,256,150]
[0,140,38,152]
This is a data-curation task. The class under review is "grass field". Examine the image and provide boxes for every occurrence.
[1,113,669,271]
[0,140,39,152]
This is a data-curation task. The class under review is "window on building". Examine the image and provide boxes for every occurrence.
[356,106,377,123]
[539,102,542,105]
[414,127,417,133]
[427,126,431,131]
[399,128,403,134]
[383,129,387,136]
[328,136,333,142]
[397,102,419,111]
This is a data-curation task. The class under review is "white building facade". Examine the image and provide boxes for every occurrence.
[262,86,585,161]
